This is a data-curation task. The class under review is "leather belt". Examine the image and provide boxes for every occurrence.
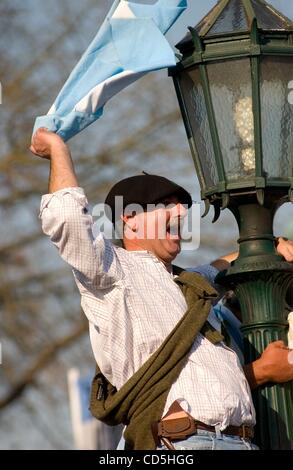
[152,416,254,449]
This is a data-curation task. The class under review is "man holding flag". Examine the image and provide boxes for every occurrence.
[33,0,188,141]
[31,1,293,450]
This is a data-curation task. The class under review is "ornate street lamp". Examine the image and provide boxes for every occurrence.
[170,0,293,449]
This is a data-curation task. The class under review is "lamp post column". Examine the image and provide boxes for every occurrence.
[217,200,293,449]
[170,0,293,449]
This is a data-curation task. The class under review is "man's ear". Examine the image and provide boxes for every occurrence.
[121,212,137,232]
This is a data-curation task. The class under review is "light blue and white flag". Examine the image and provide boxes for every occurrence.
[33,0,187,141]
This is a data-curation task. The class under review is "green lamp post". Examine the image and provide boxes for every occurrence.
[170,0,293,449]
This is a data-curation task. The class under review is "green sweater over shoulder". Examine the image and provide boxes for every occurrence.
[90,270,223,450]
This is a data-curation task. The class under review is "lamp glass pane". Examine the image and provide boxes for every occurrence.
[207,0,248,36]
[260,56,293,179]
[207,58,255,181]
[179,68,219,188]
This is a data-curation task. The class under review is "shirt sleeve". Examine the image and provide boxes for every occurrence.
[39,187,122,289]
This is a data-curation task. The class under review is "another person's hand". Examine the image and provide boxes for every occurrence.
[245,341,293,389]
[30,128,67,159]
[276,237,293,262]
[258,341,293,383]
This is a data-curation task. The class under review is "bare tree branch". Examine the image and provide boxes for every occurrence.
[0,321,88,410]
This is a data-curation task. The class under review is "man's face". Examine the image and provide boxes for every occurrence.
[122,195,188,264]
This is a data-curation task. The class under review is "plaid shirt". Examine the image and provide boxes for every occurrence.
[40,187,255,430]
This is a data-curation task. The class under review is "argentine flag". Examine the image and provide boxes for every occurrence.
[33,0,187,142]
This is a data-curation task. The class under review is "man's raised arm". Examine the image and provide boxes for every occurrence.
[30,128,121,289]
[30,128,78,192]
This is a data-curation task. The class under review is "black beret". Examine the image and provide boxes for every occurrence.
[105,174,192,223]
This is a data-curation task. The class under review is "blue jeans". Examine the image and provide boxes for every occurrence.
[157,429,259,451]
